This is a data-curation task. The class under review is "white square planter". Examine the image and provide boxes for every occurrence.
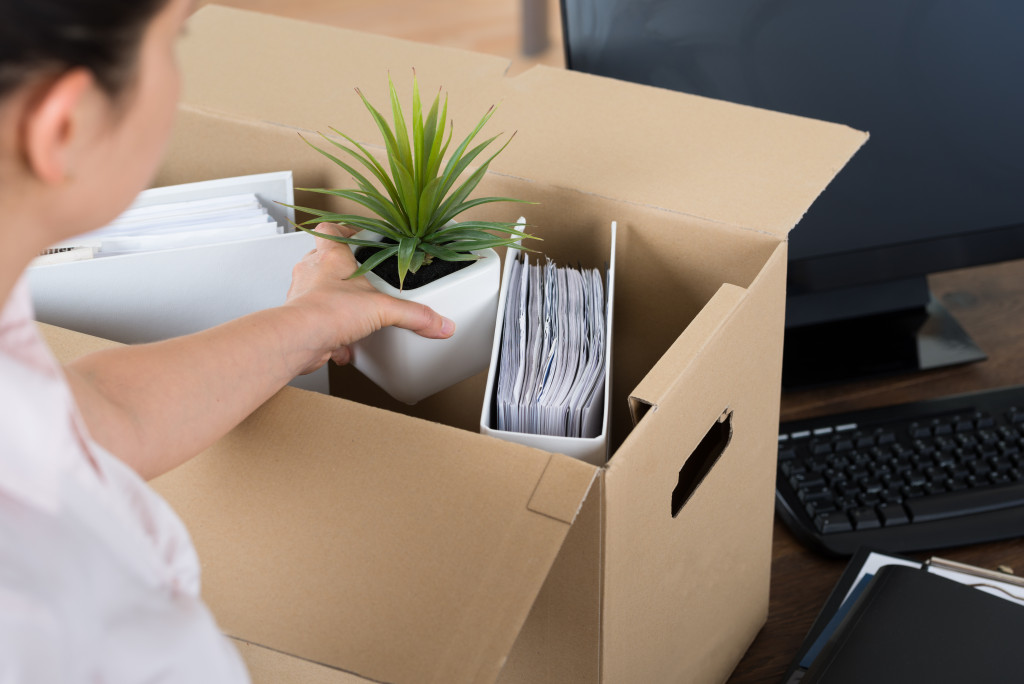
[348,230,507,404]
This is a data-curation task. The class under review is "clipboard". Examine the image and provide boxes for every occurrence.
[785,548,1024,683]
[802,564,1024,683]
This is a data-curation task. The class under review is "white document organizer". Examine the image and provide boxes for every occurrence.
[480,222,617,466]
[28,172,328,394]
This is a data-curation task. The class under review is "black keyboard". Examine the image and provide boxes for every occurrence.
[776,384,1024,556]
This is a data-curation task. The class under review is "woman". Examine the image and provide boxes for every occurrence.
[0,0,453,680]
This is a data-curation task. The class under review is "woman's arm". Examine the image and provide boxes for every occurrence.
[63,224,453,480]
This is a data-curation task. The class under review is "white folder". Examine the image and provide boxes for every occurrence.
[28,172,328,394]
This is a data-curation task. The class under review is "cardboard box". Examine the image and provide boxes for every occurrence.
[44,6,867,683]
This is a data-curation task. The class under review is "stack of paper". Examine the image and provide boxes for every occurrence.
[40,192,282,262]
[495,253,607,439]
[480,220,616,465]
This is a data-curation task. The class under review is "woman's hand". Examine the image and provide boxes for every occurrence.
[284,223,455,374]
[66,222,455,478]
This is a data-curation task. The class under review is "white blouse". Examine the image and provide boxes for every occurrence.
[0,277,249,683]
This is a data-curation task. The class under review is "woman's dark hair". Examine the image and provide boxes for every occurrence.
[0,0,171,99]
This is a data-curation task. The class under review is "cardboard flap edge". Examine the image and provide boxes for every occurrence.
[628,283,747,424]
[183,6,869,239]
[527,454,600,524]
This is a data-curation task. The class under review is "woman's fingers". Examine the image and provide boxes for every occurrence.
[380,296,455,339]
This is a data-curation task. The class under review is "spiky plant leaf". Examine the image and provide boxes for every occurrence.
[419,242,482,262]
[388,75,414,181]
[287,72,538,289]
[396,236,421,287]
[410,250,426,273]
[296,188,407,232]
[437,221,536,240]
[348,243,400,279]
[420,88,442,183]
[411,77,425,189]
[324,128,402,208]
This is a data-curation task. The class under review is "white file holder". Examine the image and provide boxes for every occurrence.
[479,221,617,466]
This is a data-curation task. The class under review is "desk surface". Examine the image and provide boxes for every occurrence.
[729,258,1024,683]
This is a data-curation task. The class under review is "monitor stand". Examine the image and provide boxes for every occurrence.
[781,296,987,389]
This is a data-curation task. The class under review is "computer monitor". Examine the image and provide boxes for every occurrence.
[561,0,1024,387]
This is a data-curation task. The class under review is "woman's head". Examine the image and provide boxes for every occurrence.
[0,0,193,267]
[0,0,173,100]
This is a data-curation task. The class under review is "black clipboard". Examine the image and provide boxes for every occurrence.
[802,563,1024,683]
[781,547,919,684]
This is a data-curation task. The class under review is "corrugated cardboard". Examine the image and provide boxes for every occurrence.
[44,6,868,683]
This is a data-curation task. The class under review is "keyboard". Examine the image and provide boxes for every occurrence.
[775,384,1024,556]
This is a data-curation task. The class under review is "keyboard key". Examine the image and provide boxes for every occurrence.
[815,511,853,534]
[811,442,833,456]
[970,462,991,477]
[862,480,884,494]
[901,485,925,499]
[790,473,825,489]
[909,423,931,438]
[877,503,910,526]
[834,438,854,452]
[805,500,836,517]
[799,485,834,503]
[905,482,1024,523]
[849,507,881,530]
[904,471,927,487]
[858,493,882,508]
[876,431,896,445]
[855,434,875,448]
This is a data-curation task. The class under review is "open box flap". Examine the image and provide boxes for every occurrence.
[182,6,868,239]
[178,7,511,160]
[41,324,599,684]
[495,66,869,240]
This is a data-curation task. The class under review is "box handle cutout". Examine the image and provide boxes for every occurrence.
[672,409,733,518]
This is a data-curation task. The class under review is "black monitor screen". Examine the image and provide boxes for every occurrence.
[562,0,1024,385]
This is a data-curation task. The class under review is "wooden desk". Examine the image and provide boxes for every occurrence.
[729,258,1024,683]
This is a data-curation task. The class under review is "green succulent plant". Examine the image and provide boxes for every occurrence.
[287,73,536,289]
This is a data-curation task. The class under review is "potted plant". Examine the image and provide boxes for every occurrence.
[288,73,536,404]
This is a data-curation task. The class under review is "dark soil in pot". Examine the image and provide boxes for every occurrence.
[355,244,474,291]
